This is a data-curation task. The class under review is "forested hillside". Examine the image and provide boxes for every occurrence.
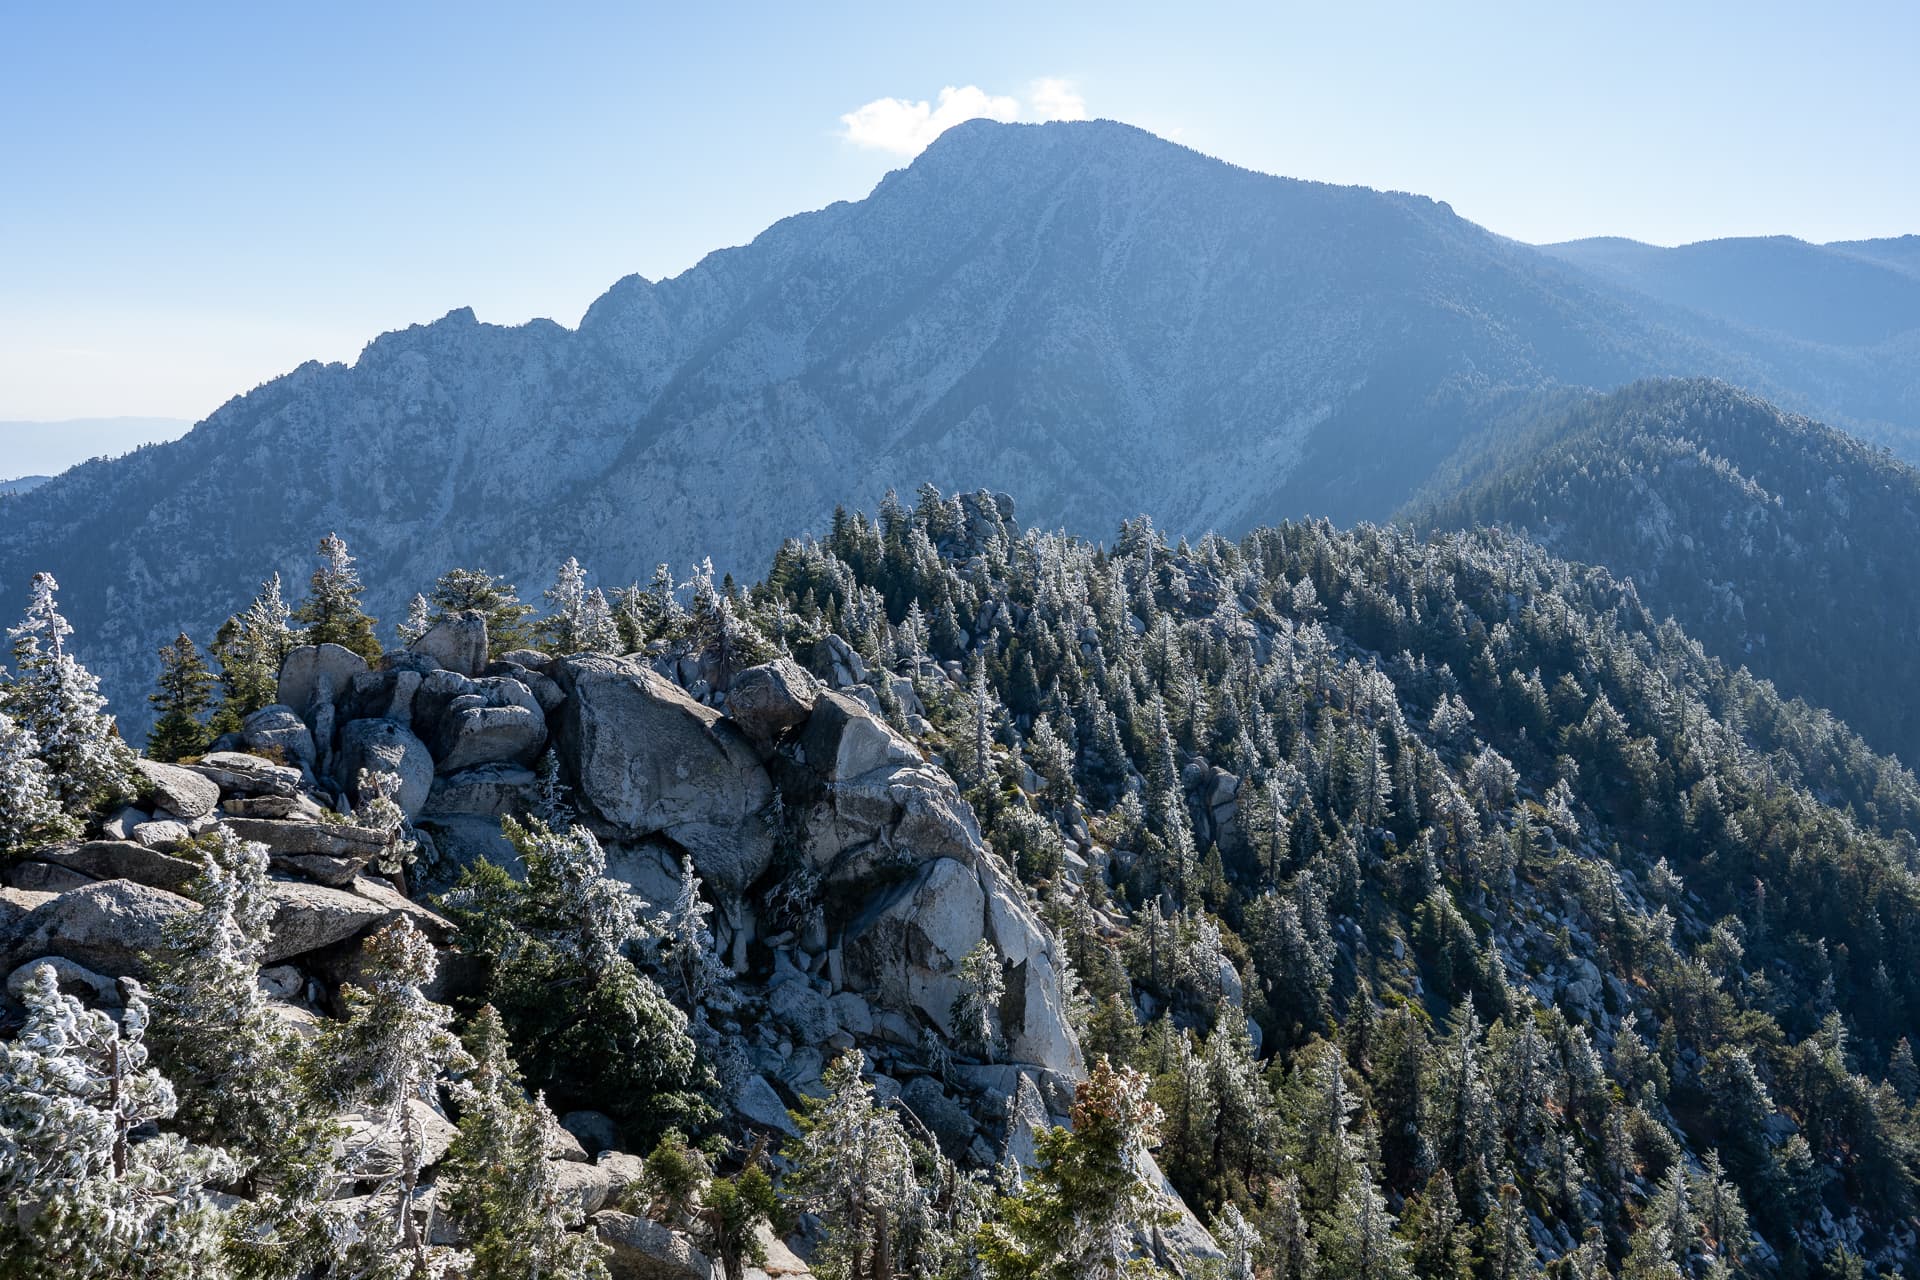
[1413,379,1920,765]
[5,486,1920,1277]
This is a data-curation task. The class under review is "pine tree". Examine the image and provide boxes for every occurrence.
[145,828,300,1150]
[147,631,216,761]
[0,966,238,1278]
[5,570,137,814]
[786,1050,926,1280]
[210,573,297,730]
[1212,1201,1260,1280]
[444,1006,610,1280]
[979,1057,1172,1280]
[396,592,433,646]
[1313,1175,1411,1280]
[953,939,1007,1061]
[430,568,535,655]
[541,557,619,653]
[658,855,733,1012]
[293,533,380,660]
[0,709,67,851]
[316,919,473,1279]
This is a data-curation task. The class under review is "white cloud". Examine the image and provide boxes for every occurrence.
[839,78,1090,156]
[1028,77,1088,122]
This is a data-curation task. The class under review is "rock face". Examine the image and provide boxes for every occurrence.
[549,655,775,894]
[241,705,318,770]
[334,718,434,816]
[188,752,304,798]
[223,818,390,887]
[133,759,221,820]
[416,673,547,774]
[278,644,371,718]
[409,610,489,677]
[0,879,195,978]
[593,1211,714,1280]
[725,658,818,743]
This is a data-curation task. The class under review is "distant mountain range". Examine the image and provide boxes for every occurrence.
[0,476,51,497]
[2,119,1916,739]
[1411,378,1920,767]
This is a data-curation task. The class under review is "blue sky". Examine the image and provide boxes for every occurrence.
[3,1,1915,423]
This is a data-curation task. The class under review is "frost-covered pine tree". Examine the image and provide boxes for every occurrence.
[541,557,597,653]
[0,709,67,852]
[533,748,575,827]
[355,767,421,888]
[293,532,380,661]
[396,592,433,646]
[317,919,473,1279]
[0,966,237,1278]
[444,1006,609,1280]
[579,586,620,652]
[952,939,1006,1062]
[1212,1201,1260,1280]
[786,1050,927,1280]
[212,572,299,729]
[979,1057,1171,1280]
[146,828,302,1149]
[4,571,137,814]
[658,855,733,1012]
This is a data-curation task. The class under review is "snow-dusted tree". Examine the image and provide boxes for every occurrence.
[540,557,619,653]
[147,631,216,761]
[1212,1201,1260,1280]
[444,1006,609,1280]
[532,748,575,827]
[785,1050,926,1280]
[0,709,67,851]
[442,818,712,1142]
[1257,1171,1314,1280]
[952,939,1006,1061]
[980,1057,1172,1280]
[430,567,536,656]
[658,855,733,1012]
[354,767,420,887]
[395,592,433,646]
[145,828,299,1150]
[684,557,768,685]
[317,919,473,1280]
[0,966,237,1278]
[4,570,137,813]
[293,532,380,660]
[1315,1175,1412,1280]
[211,572,298,728]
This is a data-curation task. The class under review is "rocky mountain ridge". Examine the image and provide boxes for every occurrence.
[6,119,1919,735]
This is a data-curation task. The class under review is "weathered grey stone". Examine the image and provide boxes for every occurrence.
[6,956,121,1006]
[593,1211,714,1280]
[597,1150,649,1202]
[768,981,839,1044]
[0,887,54,931]
[131,819,192,851]
[187,752,304,798]
[241,705,317,770]
[133,758,221,819]
[496,648,552,672]
[423,764,536,818]
[1,879,195,978]
[277,644,369,716]
[223,817,388,887]
[262,879,392,962]
[5,861,98,892]
[551,1160,612,1217]
[101,805,147,841]
[334,718,434,817]
[221,792,329,821]
[548,655,775,893]
[257,964,304,998]
[408,609,489,677]
[31,840,200,893]
[431,677,547,773]
[339,668,424,728]
[796,691,920,782]
[902,1076,978,1159]
[841,856,988,1041]
[725,658,819,742]
[413,815,523,890]
[338,1099,458,1178]
[735,1075,796,1135]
